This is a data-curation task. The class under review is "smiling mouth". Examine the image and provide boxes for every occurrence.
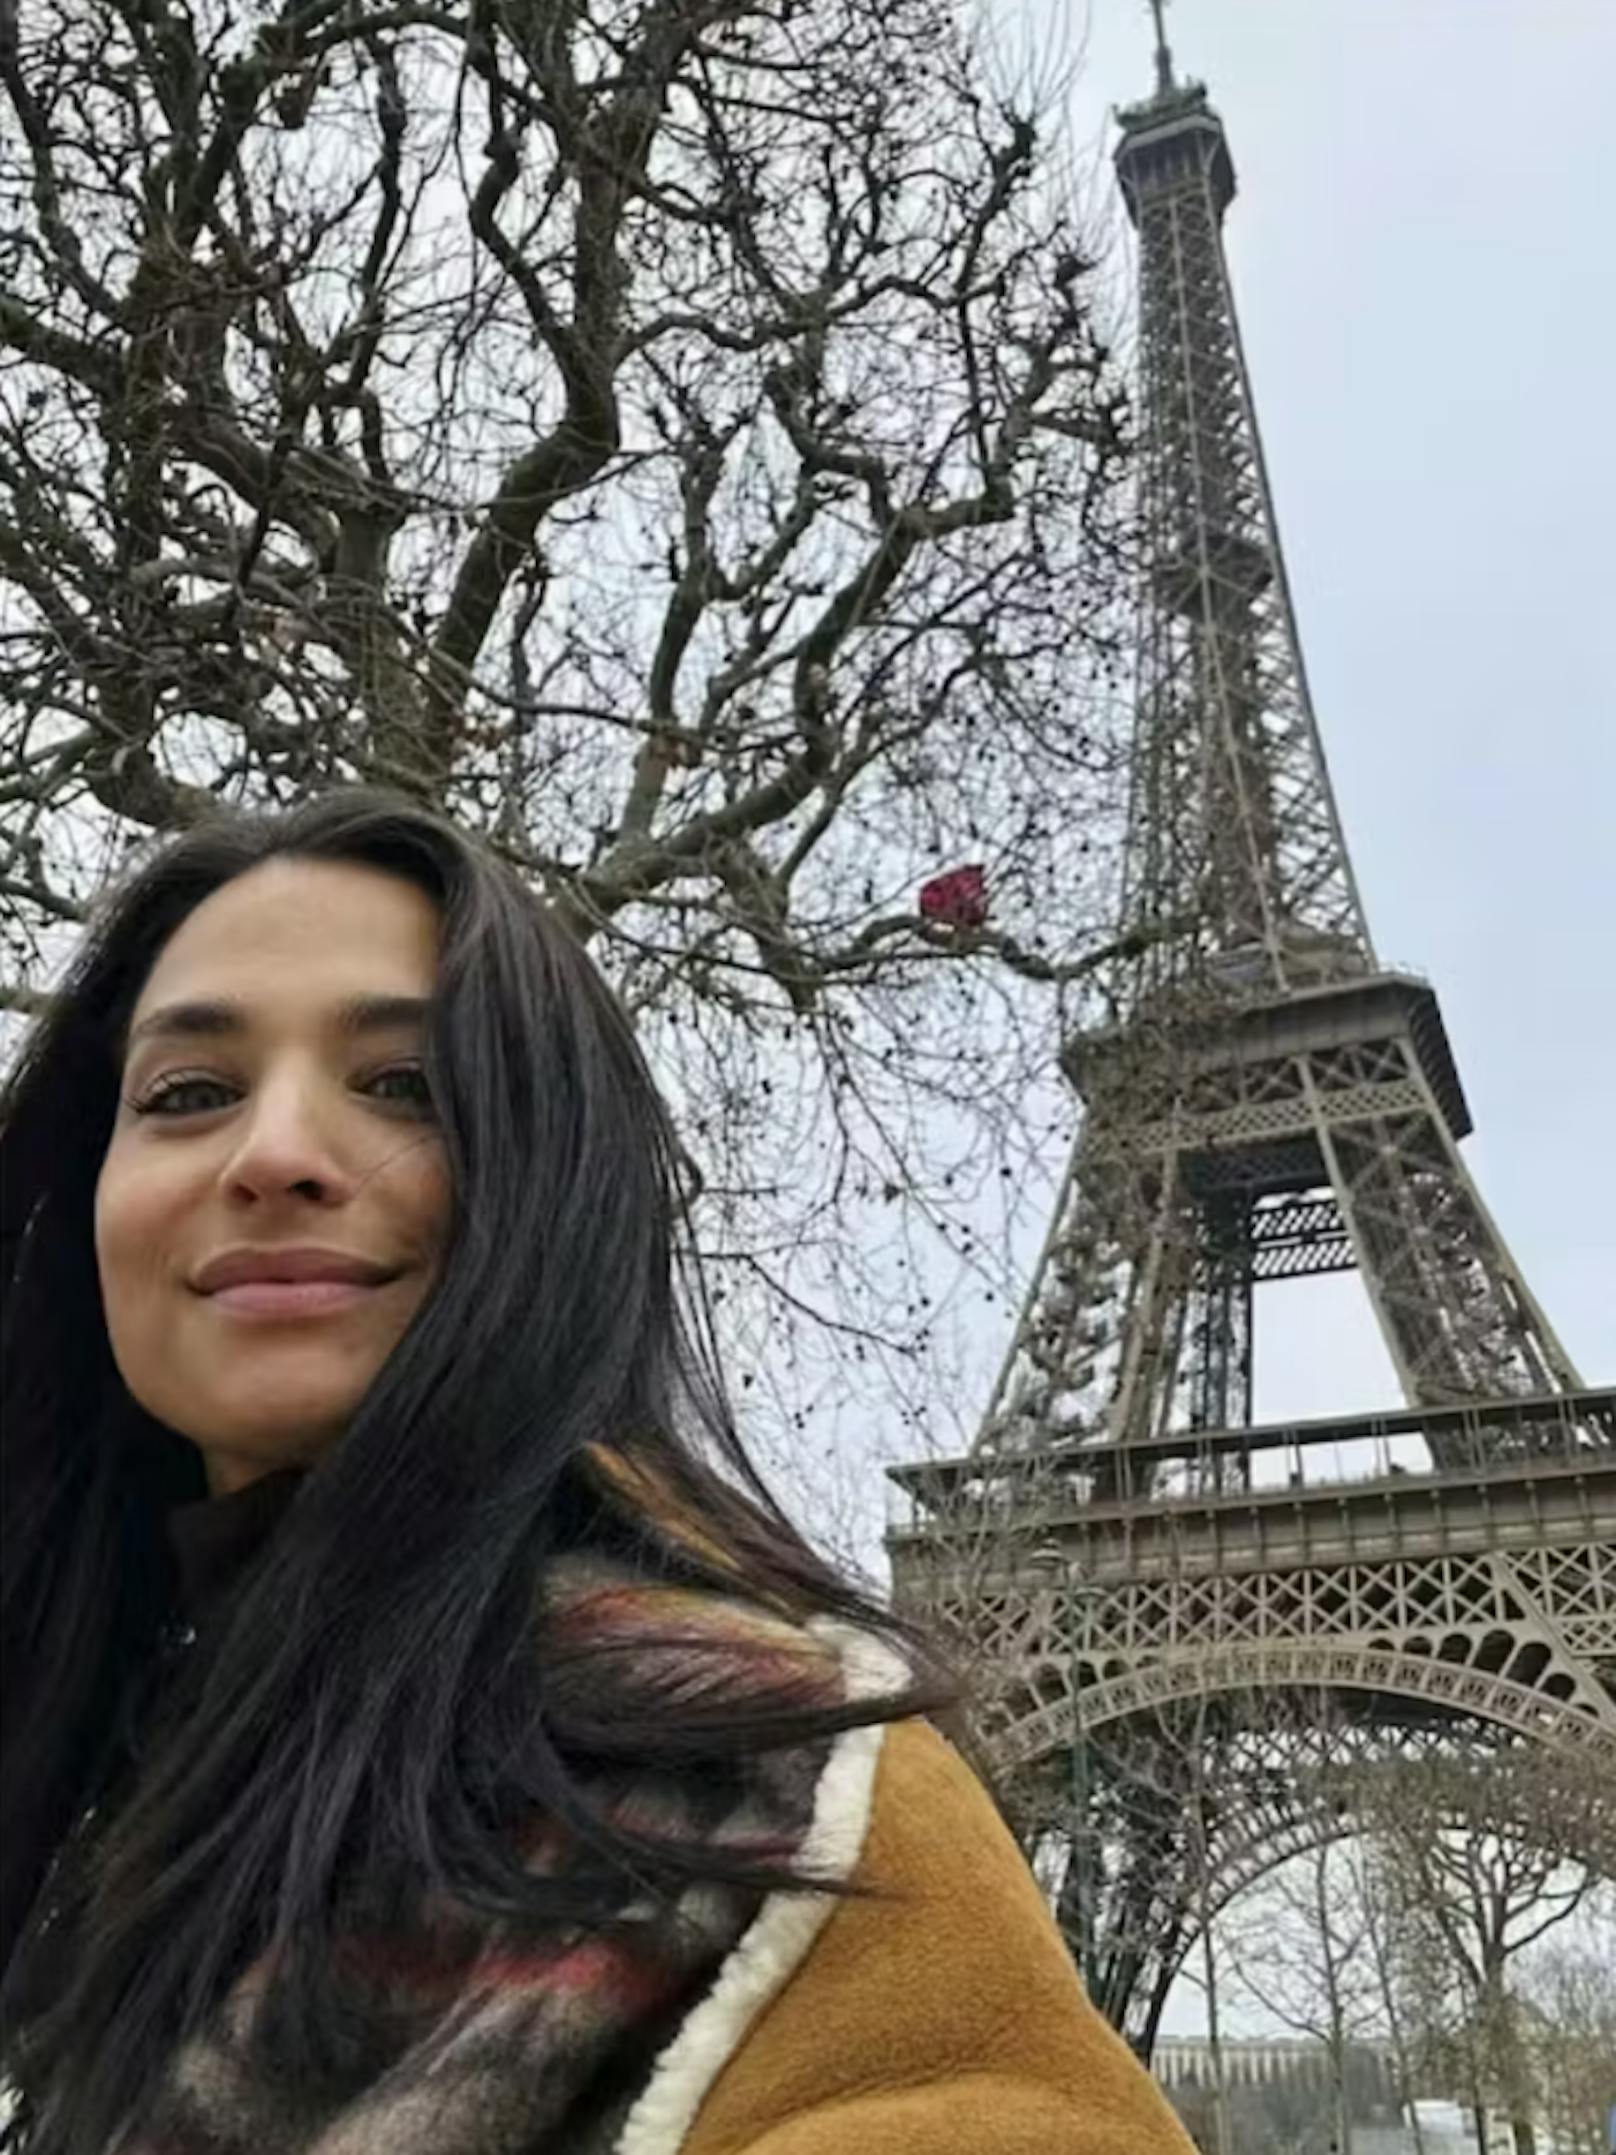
[205,1278,395,1319]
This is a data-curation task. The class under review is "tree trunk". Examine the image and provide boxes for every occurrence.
[1198,1911,1232,2155]
[1471,2093,1491,2155]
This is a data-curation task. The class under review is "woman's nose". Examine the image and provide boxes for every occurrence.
[217,1079,357,1204]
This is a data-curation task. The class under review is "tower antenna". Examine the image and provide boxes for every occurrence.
[1148,0,1176,96]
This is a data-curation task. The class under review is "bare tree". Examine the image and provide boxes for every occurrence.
[1179,1690,1235,2155]
[1222,1838,1385,2155]
[1515,1902,1616,2155]
[1361,1749,1611,2155]
[0,0,1134,1526]
[1336,1827,1429,2155]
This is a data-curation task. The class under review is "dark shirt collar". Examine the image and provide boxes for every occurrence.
[166,1465,306,1627]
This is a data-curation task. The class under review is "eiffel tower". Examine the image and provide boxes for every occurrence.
[886,7,1616,2056]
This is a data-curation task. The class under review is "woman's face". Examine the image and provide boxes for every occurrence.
[95,857,451,1496]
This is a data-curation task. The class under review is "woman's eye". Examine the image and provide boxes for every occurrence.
[365,1064,435,1111]
[131,1074,237,1116]
[129,1066,434,1117]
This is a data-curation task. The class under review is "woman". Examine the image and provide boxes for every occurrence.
[0,789,1189,2154]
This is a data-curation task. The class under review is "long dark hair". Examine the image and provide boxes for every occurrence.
[0,787,963,2150]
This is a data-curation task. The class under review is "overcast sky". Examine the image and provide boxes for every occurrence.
[980,0,1614,1419]
[968,0,1615,2040]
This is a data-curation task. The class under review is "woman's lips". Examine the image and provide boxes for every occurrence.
[205,1279,391,1318]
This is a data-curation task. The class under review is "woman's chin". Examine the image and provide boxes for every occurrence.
[179,1399,356,1480]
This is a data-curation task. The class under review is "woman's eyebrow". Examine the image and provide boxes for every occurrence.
[124,993,431,1054]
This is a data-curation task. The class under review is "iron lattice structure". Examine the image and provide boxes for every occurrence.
[886,21,1616,2059]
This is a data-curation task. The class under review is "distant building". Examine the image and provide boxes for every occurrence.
[1151,2038,1510,2155]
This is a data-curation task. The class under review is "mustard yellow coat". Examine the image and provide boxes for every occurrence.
[617,1713,1194,2154]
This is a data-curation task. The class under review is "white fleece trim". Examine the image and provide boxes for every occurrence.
[612,1623,909,2155]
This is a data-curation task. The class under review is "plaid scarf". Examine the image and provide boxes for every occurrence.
[7,1480,881,2155]
[138,1558,851,2155]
